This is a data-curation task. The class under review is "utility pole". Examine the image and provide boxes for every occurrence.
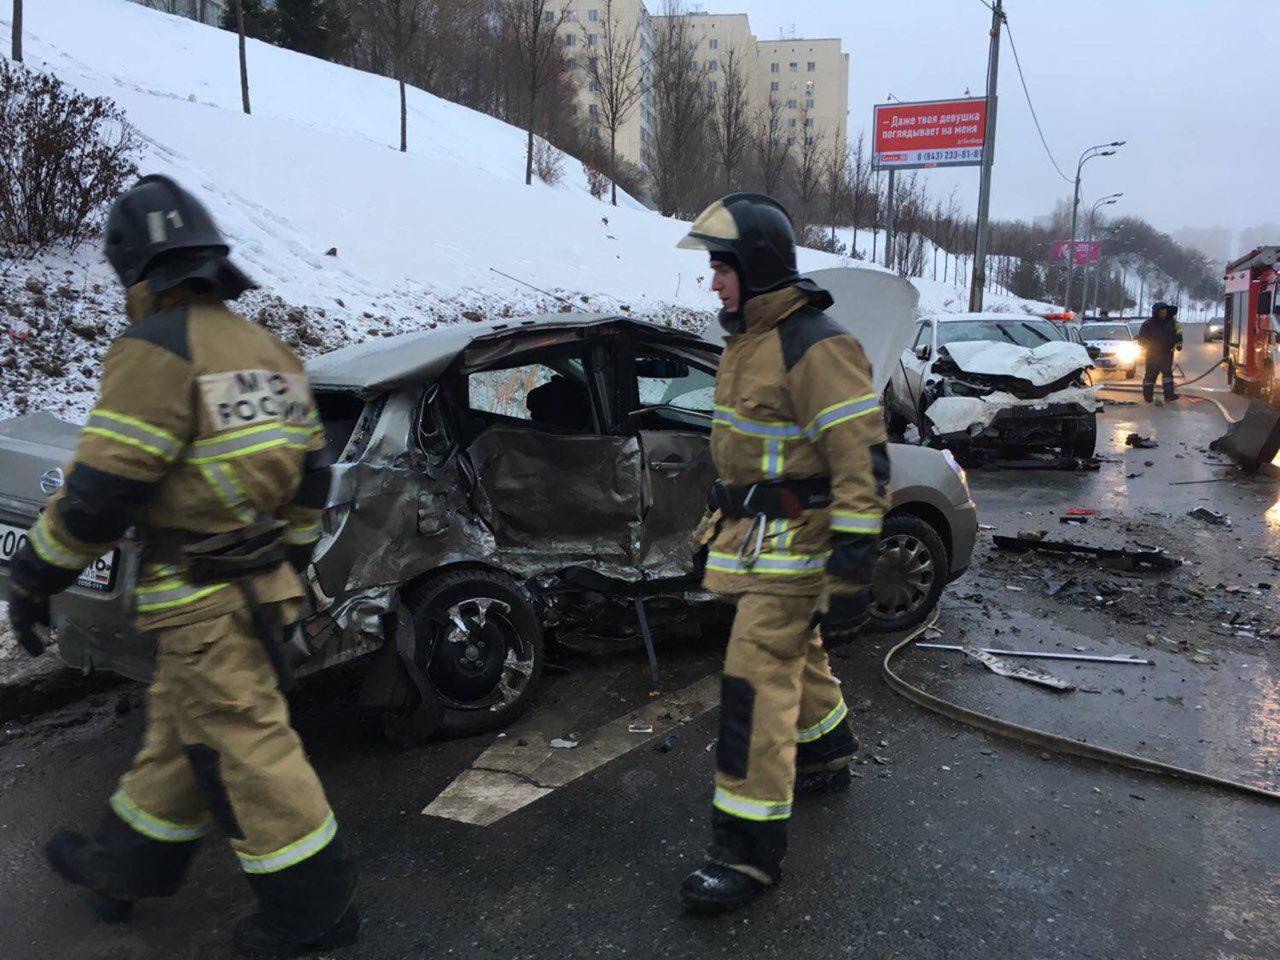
[235,0,251,115]
[883,169,896,270]
[968,0,1002,312]
[12,0,22,62]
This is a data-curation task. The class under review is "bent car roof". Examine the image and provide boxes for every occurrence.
[307,313,704,391]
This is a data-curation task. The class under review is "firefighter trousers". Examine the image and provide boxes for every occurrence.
[100,603,356,939]
[1143,350,1177,401]
[709,592,857,882]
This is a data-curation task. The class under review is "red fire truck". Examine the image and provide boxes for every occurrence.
[1224,246,1280,402]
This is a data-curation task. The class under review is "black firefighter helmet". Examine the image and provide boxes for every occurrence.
[104,174,253,299]
[678,193,802,296]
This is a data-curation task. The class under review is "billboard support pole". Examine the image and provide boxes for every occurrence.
[884,168,896,270]
[968,0,1002,312]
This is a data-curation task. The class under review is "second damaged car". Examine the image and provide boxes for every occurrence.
[0,270,976,742]
[885,312,1100,466]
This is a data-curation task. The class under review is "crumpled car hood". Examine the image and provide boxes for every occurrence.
[939,339,1093,386]
[926,387,1101,434]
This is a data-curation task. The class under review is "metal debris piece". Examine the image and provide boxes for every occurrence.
[1209,398,1280,472]
[1125,433,1159,449]
[916,643,1152,665]
[549,737,579,749]
[992,534,1180,571]
[654,732,678,753]
[961,647,1076,691]
[1187,507,1231,527]
[627,723,654,734]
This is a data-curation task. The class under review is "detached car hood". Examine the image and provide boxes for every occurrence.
[939,340,1093,387]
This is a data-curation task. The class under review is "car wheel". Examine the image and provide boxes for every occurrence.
[866,513,948,633]
[1069,415,1098,459]
[404,569,544,739]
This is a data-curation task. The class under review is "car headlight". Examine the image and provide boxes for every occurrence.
[1114,342,1141,365]
[940,449,968,489]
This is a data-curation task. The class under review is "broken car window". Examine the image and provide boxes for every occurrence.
[634,354,715,414]
[466,359,591,431]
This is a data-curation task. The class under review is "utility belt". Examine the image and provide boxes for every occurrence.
[142,519,308,687]
[710,477,832,521]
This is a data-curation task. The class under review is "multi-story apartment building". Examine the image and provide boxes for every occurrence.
[556,5,850,174]
[552,0,658,172]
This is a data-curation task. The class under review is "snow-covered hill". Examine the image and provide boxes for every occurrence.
[2,0,1053,420]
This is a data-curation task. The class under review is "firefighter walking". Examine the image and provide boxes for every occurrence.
[1138,301,1183,404]
[678,194,888,913]
[5,176,358,958]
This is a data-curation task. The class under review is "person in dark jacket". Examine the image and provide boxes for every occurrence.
[1137,302,1182,403]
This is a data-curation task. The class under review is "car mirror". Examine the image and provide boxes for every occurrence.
[1086,345,1101,360]
[914,344,931,361]
[635,357,690,379]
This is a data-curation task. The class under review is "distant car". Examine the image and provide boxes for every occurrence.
[1080,322,1142,379]
[885,313,1100,464]
[1203,317,1225,342]
[0,268,977,742]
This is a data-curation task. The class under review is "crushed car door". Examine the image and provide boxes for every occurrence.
[459,347,643,571]
[612,338,719,577]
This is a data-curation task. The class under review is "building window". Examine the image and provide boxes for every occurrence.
[588,103,598,117]
[787,99,796,109]
[789,61,798,72]
[770,62,779,73]
[544,10,554,23]
[807,61,816,72]
[563,9,575,21]
[588,81,599,93]
[787,118,796,128]
[587,33,597,46]
[708,80,718,93]
[588,125,599,138]
[804,117,813,128]
[588,9,598,21]
[564,33,576,46]
[707,60,718,72]
[709,38,718,49]
[805,98,814,109]
[805,81,815,93]
[805,135,814,146]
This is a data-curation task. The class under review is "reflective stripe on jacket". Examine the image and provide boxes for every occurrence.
[702,284,890,598]
[14,287,329,631]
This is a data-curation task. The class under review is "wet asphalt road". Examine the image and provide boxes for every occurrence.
[2,336,1280,960]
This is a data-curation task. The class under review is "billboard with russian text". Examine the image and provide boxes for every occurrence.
[872,97,989,170]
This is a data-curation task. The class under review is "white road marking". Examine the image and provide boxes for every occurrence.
[424,673,719,826]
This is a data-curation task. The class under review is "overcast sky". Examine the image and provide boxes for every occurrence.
[698,0,1275,242]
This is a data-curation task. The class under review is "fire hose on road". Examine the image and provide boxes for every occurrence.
[881,608,1280,804]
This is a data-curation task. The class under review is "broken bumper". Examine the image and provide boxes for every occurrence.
[934,401,1095,449]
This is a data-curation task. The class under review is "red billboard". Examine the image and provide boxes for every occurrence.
[1051,240,1102,266]
[872,97,988,170]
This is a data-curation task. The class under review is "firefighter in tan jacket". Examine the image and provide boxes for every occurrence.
[678,194,889,913]
[5,176,358,958]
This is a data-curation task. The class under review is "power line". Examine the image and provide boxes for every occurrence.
[1002,15,1073,184]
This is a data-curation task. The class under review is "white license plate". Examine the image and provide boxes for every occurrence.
[0,521,119,593]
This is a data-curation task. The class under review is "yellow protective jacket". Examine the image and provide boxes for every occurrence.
[15,285,328,631]
[701,283,890,599]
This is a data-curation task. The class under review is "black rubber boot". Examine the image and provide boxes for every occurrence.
[680,862,770,915]
[46,814,199,920]
[795,718,858,797]
[45,833,136,923]
[238,836,359,958]
[233,904,361,959]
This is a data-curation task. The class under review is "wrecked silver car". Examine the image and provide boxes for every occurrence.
[0,270,977,741]
[885,312,1100,465]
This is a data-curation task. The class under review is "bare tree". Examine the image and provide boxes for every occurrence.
[505,0,568,185]
[751,97,791,197]
[233,0,250,114]
[820,137,848,247]
[364,0,429,152]
[709,44,751,194]
[791,108,824,243]
[845,132,872,257]
[649,4,711,216]
[579,0,644,206]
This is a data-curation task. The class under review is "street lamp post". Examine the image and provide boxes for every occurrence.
[1064,141,1124,312]
[1082,194,1121,316]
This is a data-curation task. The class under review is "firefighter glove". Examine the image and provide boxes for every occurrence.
[813,588,870,649]
[7,582,51,657]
